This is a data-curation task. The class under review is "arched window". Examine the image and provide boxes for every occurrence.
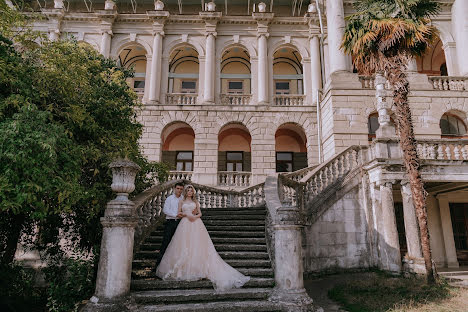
[440,114,467,137]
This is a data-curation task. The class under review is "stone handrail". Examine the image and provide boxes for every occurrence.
[273,94,305,106]
[302,145,368,203]
[165,93,197,105]
[429,76,467,91]
[282,165,318,182]
[168,170,193,180]
[416,139,468,160]
[220,94,252,105]
[132,179,265,249]
[218,171,251,187]
[359,75,391,89]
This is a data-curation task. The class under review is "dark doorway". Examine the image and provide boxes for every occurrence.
[450,203,468,265]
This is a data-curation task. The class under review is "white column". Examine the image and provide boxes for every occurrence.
[100,30,112,58]
[452,0,468,76]
[203,32,216,103]
[310,35,322,101]
[257,34,269,104]
[49,29,60,41]
[380,182,402,272]
[143,55,152,103]
[326,0,348,74]
[149,32,164,103]
[401,181,423,259]
[437,194,459,268]
[442,42,460,76]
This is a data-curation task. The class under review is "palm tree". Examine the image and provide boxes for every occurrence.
[341,0,440,283]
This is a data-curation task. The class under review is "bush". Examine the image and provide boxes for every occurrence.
[42,258,95,312]
[0,262,46,312]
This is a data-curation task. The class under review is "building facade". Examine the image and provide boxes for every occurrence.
[28,0,468,277]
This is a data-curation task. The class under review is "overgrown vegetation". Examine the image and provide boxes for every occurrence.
[0,1,168,310]
[328,271,461,312]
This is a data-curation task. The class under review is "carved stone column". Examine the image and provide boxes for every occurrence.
[253,12,273,104]
[437,194,459,268]
[379,181,402,272]
[89,160,140,305]
[200,11,221,104]
[401,181,425,273]
[147,10,169,103]
[325,0,348,74]
[375,73,396,138]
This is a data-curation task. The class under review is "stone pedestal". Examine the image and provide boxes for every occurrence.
[269,206,315,311]
[83,160,140,311]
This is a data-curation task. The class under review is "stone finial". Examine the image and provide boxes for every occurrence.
[307,3,317,13]
[54,0,64,9]
[104,0,115,10]
[257,2,267,12]
[154,0,164,11]
[206,1,216,12]
[109,159,140,202]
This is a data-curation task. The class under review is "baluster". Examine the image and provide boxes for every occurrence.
[210,192,215,208]
[436,144,444,160]
[445,145,452,160]
[454,145,461,160]
[462,144,468,160]
[240,193,246,208]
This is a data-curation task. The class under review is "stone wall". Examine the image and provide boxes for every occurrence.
[303,182,371,273]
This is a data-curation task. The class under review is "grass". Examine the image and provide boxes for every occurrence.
[328,271,467,312]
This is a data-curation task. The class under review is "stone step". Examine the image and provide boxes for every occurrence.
[134,250,270,260]
[132,259,272,270]
[133,268,273,279]
[201,209,266,216]
[205,225,265,232]
[132,288,272,304]
[131,277,275,290]
[202,215,266,221]
[203,220,265,226]
[142,237,266,247]
[149,230,266,238]
[138,299,283,312]
[438,271,468,277]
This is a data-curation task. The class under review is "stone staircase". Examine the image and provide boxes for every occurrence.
[130,206,282,311]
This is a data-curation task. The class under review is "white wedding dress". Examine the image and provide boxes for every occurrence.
[156,201,250,291]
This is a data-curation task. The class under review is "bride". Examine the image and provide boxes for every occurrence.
[156,184,250,291]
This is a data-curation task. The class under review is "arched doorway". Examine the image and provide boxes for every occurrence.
[118,44,147,99]
[273,46,304,105]
[161,122,195,179]
[167,45,199,104]
[275,123,307,172]
[220,46,251,105]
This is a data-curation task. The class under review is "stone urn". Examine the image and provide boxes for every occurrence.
[206,1,216,12]
[109,159,140,202]
[154,0,164,11]
[104,0,115,10]
[258,2,267,12]
[54,0,64,9]
[308,3,317,13]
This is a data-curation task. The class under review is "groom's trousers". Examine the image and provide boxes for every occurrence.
[156,219,180,267]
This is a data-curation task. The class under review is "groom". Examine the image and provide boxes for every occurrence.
[155,182,185,268]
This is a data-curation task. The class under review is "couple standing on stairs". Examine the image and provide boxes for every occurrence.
[154,182,250,291]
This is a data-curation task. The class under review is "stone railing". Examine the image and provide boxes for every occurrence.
[273,94,305,106]
[282,165,318,182]
[132,179,265,248]
[220,94,252,105]
[417,139,468,160]
[277,174,305,211]
[168,170,193,180]
[218,171,251,187]
[165,93,197,105]
[359,75,391,89]
[303,145,368,203]
[429,76,467,91]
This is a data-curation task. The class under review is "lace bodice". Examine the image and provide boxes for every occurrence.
[181,201,197,216]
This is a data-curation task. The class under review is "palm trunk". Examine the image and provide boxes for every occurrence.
[387,68,435,283]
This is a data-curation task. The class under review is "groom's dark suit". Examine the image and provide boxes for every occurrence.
[155,194,182,267]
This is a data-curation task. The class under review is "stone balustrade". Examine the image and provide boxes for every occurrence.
[165,93,197,105]
[303,146,368,202]
[359,75,391,89]
[429,76,467,91]
[273,94,305,106]
[220,94,252,105]
[417,139,468,160]
[282,165,318,182]
[168,170,193,180]
[218,171,251,187]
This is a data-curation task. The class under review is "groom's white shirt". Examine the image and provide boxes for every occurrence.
[163,194,183,220]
